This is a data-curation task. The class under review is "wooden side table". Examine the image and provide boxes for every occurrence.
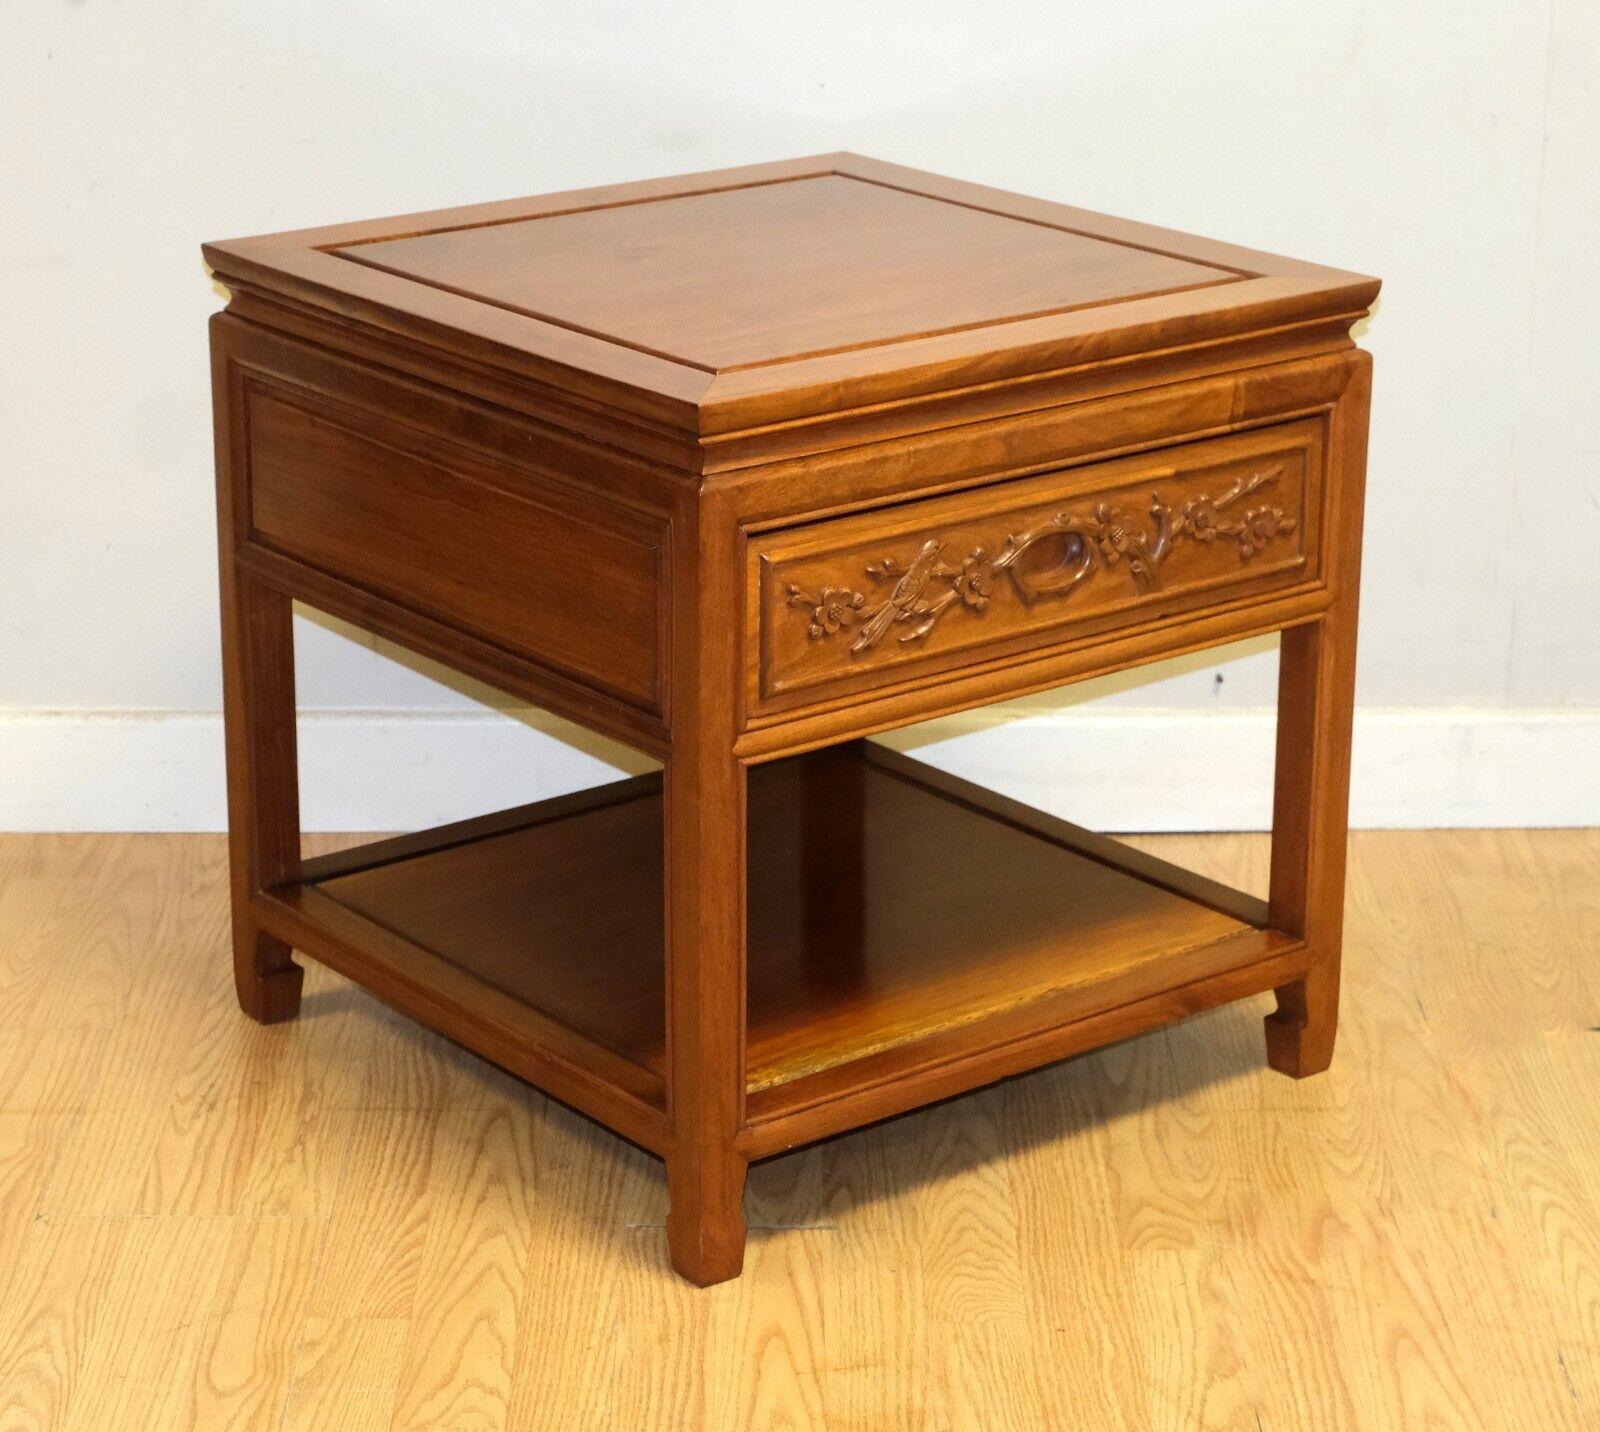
[204,154,1378,1285]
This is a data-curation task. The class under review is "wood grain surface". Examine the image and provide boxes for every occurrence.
[245,383,666,713]
[1,828,1595,1428]
[204,153,1379,436]
[331,172,1241,372]
[311,746,1257,1096]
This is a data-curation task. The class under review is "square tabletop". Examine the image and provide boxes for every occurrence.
[205,153,1377,434]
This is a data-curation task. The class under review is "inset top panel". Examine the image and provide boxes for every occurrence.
[330,173,1242,374]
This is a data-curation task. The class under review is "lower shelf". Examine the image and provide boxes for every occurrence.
[276,741,1302,1155]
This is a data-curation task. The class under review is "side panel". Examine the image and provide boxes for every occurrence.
[214,315,673,739]
[246,381,663,710]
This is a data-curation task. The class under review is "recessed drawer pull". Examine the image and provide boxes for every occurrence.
[786,464,1295,655]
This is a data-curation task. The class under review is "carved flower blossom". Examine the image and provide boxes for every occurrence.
[1090,503,1135,567]
[1184,496,1221,542]
[953,551,995,610]
[807,586,865,638]
[1238,506,1294,559]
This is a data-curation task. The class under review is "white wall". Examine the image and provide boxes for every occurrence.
[3,0,1596,829]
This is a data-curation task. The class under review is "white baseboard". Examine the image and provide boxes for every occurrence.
[0,706,1594,832]
[881,706,1600,831]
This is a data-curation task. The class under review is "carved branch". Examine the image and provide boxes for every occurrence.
[791,465,1296,654]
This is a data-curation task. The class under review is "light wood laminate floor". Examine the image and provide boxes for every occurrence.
[0,828,1596,1430]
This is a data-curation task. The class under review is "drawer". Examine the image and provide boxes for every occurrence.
[749,418,1325,715]
[242,377,667,715]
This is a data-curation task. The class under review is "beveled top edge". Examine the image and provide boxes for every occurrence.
[203,152,1380,441]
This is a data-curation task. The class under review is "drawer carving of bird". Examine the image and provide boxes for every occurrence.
[849,538,951,653]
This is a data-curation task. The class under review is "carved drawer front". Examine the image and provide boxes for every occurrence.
[243,379,666,715]
[751,418,1325,714]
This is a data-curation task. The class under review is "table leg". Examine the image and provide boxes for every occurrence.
[219,566,303,1023]
[802,741,866,994]
[663,742,749,1284]
[1265,620,1356,1074]
[663,492,748,1285]
[1264,357,1370,1077]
